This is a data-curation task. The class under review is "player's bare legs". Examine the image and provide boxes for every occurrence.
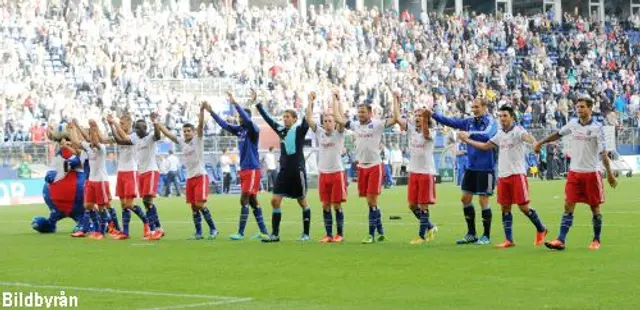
[545,202,576,250]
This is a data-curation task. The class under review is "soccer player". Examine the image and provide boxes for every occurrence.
[396,105,439,244]
[113,114,164,240]
[429,98,498,245]
[333,93,398,244]
[457,106,547,248]
[256,93,311,242]
[106,114,150,240]
[205,90,268,240]
[155,102,218,239]
[68,120,111,240]
[534,97,617,250]
[305,91,346,243]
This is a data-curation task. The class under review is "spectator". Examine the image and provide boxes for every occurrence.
[390,144,403,177]
[220,148,232,194]
[263,146,277,192]
[163,151,182,197]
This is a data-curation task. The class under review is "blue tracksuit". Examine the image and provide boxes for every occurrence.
[432,113,497,172]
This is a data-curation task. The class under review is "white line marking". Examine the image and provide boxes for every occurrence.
[0,282,250,301]
[141,298,253,310]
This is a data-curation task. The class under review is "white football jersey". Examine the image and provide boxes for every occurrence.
[347,119,386,168]
[133,134,159,173]
[490,125,529,178]
[117,133,138,172]
[406,123,436,174]
[559,119,605,173]
[81,141,109,182]
[178,136,206,179]
[314,126,344,173]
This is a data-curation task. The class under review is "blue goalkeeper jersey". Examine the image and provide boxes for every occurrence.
[210,105,261,170]
[432,112,498,172]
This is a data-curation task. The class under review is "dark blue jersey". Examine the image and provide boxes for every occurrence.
[210,104,261,170]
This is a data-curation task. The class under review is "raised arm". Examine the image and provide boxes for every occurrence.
[385,92,398,128]
[72,119,90,142]
[109,118,133,145]
[394,92,407,130]
[151,113,161,141]
[234,90,259,134]
[66,123,82,148]
[305,92,317,132]
[333,98,348,127]
[154,120,179,144]
[198,102,206,138]
[88,120,102,147]
[421,109,431,140]
[204,99,241,135]
[332,91,345,132]
[458,131,495,151]
[256,102,282,133]
[431,112,469,130]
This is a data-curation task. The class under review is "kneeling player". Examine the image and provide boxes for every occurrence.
[534,98,617,250]
[397,103,438,244]
[459,106,547,248]
[306,91,347,243]
[156,103,218,239]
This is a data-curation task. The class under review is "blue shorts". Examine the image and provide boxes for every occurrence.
[461,170,495,196]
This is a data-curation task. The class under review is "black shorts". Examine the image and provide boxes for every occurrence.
[273,168,307,199]
[461,170,495,196]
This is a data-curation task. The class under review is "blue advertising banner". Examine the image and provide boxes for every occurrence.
[0,179,45,206]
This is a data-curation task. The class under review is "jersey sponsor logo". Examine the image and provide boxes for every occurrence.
[358,133,374,139]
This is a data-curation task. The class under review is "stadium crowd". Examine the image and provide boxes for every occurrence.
[3,0,640,143]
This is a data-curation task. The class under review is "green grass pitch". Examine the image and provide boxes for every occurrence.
[1,178,639,309]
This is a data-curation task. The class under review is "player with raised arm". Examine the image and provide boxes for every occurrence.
[396,99,439,244]
[306,91,347,243]
[534,97,617,251]
[333,93,397,244]
[105,114,150,240]
[429,98,498,245]
[205,90,269,241]
[68,120,111,240]
[256,92,311,242]
[458,106,547,248]
[112,114,164,240]
[155,102,218,239]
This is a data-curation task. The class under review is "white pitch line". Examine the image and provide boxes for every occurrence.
[0,282,250,301]
[141,298,254,310]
